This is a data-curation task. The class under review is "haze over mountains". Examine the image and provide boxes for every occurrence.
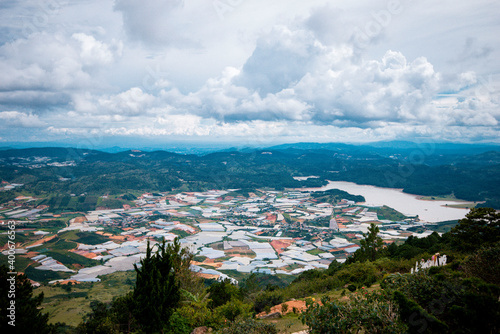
[1,141,499,209]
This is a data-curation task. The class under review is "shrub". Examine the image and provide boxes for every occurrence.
[215,299,253,322]
[254,289,284,313]
[217,318,278,334]
[336,262,380,287]
[382,271,500,333]
[462,242,500,285]
[281,303,288,314]
[301,291,407,334]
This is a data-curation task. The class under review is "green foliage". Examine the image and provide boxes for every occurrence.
[207,279,241,309]
[0,189,16,203]
[281,302,288,313]
[2,147,500,206]
[217,318,278,334]
[284,274,341,300]
[132,240,180,333]
[25,264,72,283]
[301,291,407,334]
[168,238,205,299]
[253,289,284,313]
[77,300,120,334]
[387,231,447,261]
[177,301,214,329]
[292,269,326,284]
[372,205,408,221]
[310,188,365,204]
[163,312,192,334]
[44,250,96,268]
[449,207,500,252]
[336,262,380,288]
[74,232,110,245]
[382,270,500,333]
[0,265,56,334]
[29,236,77,252]
[326,259,343,275]
[215,299,253,322]
[392,290,447,334]
[462,242,500,285]
[349,223,384,262]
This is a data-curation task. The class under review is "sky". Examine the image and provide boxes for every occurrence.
[0,0,499,149]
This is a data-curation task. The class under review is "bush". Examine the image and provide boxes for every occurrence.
[253,290,284,313]
[164,312,192,334]
[217,318,278,334]
[284,275,341,299]
[382,271,500,333]
[301,291,407,334]
[462,242,500,285]
[215,299,253,322]
[336,262,380,287]
[208,279,241,309]
[281,303,288,313]
[347,284,356,292]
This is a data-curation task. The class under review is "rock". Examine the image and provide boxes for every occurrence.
[191,326,211,334]
[260,311,282,319]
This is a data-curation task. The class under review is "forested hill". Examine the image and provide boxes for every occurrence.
[0,143,499,208]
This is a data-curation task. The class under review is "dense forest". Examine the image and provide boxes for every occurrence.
[0,143,499,209]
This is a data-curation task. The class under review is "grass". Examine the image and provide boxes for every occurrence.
[370,205,408,221]
[306,248,323,256]
[217,269,250,282]
[74,232,110,245]
[44,250,96,269]
[57,230,80,241]
[0,254,35,272]
[0,228,31,242]
[445,203,477,209]
[25,264,73,282]
[418,194,458,201]
[36,271,136,326]
[29,237,77,252]
[261,313,308,333]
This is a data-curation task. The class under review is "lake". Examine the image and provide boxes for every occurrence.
[302,181,473,222]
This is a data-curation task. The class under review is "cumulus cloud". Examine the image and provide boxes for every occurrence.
[114,0,200,47]
[72,33,117,66]
[0,0,498,144]
[0,111,46,128]
[0,31,122,111]
[98,88,156,116]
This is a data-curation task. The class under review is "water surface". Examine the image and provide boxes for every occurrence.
[303,181,473,222]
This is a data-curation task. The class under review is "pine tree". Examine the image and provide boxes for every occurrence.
[348,223,384,263]
[132,239,180,333]
[0,265,54,334]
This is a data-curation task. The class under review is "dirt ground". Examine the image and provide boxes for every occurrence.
[256,299,312,318]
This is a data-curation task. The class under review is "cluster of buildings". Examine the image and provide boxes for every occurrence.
[2,188,437,285]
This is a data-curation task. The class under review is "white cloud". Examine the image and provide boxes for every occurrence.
[98,87,156,116]
[72,33,117,66]
[0,0,499,144]
[0,111,46,128]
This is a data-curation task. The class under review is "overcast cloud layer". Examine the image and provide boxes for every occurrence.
[0,0,499,146]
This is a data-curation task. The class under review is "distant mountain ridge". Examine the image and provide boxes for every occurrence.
[0,143,499,209]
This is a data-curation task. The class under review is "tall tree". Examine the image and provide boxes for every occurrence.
[351,223,384,262]
[449,207,500,252]
[0,265,54,334]
[168,238,204,298]
[132,239,181,334]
